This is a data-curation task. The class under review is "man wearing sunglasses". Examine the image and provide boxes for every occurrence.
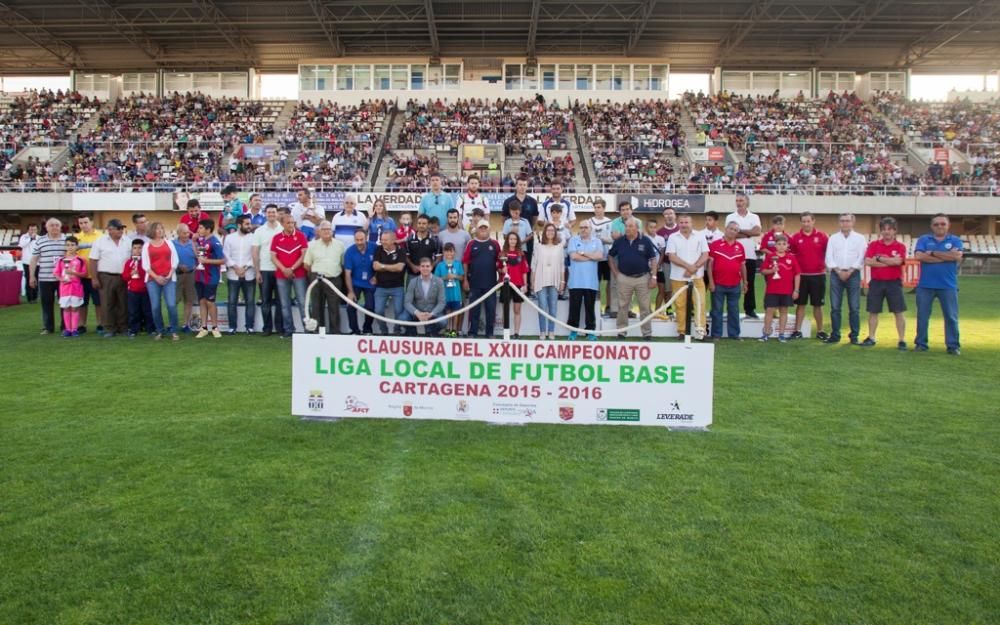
[914,213,963,355]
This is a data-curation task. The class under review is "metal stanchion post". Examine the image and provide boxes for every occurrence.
[502,275,511,341]
[684,280,693,344]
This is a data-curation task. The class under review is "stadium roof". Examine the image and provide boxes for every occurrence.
[1,0,999,74]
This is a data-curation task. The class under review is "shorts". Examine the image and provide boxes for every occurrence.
[177,271,197,304]
[795,274,825,306]
[500,286,525,304]
[656,270,666,284]
[81,277,101,306]
[597,260,610,281]
[867,279,906,314]
[195,282,218,302]
[59,295,84,308]
[764,293,794,308]
[445,300,462,312]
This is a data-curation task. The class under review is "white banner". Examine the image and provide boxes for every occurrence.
[291,335,714,427]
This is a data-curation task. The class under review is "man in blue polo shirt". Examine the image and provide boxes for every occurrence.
[913,213,963,355]
[418,173,455,226]
[343,228,377,335]
[608,219,659,340]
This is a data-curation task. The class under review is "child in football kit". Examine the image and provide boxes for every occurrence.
[54,236,86,337]
[395,212,414,242]
[122,239,151,338]
[759,234,800,342]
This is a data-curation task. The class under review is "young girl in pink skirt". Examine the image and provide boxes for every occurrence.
[53,236,86,338]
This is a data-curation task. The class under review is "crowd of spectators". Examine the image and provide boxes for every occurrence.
[516,151,576,192]
[873,92,1000,152]
[397,98,572,154]
[0,89,99,146]
[279,99,390,148]
[384,151,462,192]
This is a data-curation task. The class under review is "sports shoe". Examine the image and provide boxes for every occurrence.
[642,336,653,342]
[757,335,769,342]
[778,335,788,343]
[897,341,906,351]
[790,331,803,339]
[849,337,861,345]
[127,332,137,339]
[655,313,670,321]
[816,331,830,341]
[246,329,255,335]
[70,331,80,338]
[211,328,222,339]
[860,338,876,347]
[172,333,180,341]
[947,348,961,356]
[181,325,192,333]
[568,331,578,341]
[822,336,840,344]
[914,345,929,352]
[587,334,598,341]
[195,328,210,339]
[40,329,52,335]
[78,326,87,335]
[745,311,759,319]
[103,332,115,338]
[61,330,72,338]
[153,333,163,341]
[96,325,105,336]
[226,328,238,335]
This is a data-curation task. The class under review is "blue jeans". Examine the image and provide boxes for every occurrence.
[277,277,306,335]
[467,286,497,337]
[915,287,960,350]
[227,277,256,331]
[374,286,405,334]
[347,286,375,334]
[536,285,558,333]
[259,270,284,333]
[829,270,861,341]
[147,280,178,334]
[710,284,742,338]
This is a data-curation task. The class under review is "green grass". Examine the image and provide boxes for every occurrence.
[1,277,999,625]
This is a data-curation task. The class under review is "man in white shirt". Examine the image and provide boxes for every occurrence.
[457,174,489,228]
[252,205,285,336]
[541,181,576,226]
[823,212,867,345]
[331,193,369,247]
[724,194,762,318]
[18,223,39,303]
[587,198,614,317]
[666,215,710,338]
[223,214,257,334]
[88,219,132,337]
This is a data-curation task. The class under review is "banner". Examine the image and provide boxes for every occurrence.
[933,147,950,164]
[707,146,726,161]
[623,194,707,213]
[173,190,346,214]
[292,335,714,428]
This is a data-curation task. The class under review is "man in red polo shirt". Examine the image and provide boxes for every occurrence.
[707,220,747,339]
[789,211,829,339]
[180,199,211,235]
[862,216,908,350]
[270,213,309,339]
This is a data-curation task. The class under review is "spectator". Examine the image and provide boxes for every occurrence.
[291,189,323,240]
[462,222,502,339]
[127,213,150,244]
[142,222,180,341]
[708,220,748,339]
[248,194,266,229]
[609,219,658,341]
[666,214,710,338]
[303,220,346,334]
[88,218,130,338]
[823,213,867,345]
[913,214,963,355]
[18,223,38,303]
[174,223,198,332]
[29,218,66,335]
[725,194,762,318]
[434,242,466,338]
[863,217,908,349]
[588,198,614,317]
[531,223,564,340]
[419,172,455,226]
[403,257,447,336]
[343,228,377,336]
[332,193,368,247]
[223,214,256,334]
[253,204,285,336]
[566,221,605,341]
[53,236,85,338]
[500,232,528,338]
[458,175,489,228]
[372,230,407,336]
[193,219,225,339]
[758,234,801,342]
[271,213,309,339]
[789,212,829,340]
[367,199,395,245]
[122,240,151,338]
[74,215,103,335]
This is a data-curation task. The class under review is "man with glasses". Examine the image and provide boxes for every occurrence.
[914,214,963,355]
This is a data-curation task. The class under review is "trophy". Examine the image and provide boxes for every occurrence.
[196,237,206,271]
[445,262,456,289]
[772,256,781,281]
[131,255,140,280]
[62,260,73,283]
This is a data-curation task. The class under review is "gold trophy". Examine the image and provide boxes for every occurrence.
[772,255,781,281]
[131,255,140,280]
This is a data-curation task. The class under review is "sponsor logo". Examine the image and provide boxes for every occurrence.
[403,402,413,417]
[657,400,695,421]
[344,395,369,414]
[598,408,641,422]
[308,390,324,411]
[559,405,574,421]
[490,403,536,419]
[456,400,469,415]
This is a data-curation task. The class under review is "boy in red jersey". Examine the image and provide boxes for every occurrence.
[758,234,800,342]
[862,217,908,349]
[789,211,829,339]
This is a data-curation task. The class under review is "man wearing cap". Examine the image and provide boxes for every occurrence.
[88,219,132,337]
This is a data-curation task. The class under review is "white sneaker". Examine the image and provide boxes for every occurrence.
[195,328,209,339]
[211,328,222,339]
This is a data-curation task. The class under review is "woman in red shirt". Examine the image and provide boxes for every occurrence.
[501,231,528,339]
[141,222,180,341]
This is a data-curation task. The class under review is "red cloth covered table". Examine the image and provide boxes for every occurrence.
[0,270,22,306]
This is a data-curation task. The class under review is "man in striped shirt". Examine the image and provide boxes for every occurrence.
[29,218,66,335]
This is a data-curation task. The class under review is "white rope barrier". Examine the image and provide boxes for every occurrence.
[508,281,706,339]
[302,275,504,331]
[302,274,706,339]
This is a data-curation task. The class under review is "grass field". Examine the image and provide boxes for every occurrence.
[1,277,998,625]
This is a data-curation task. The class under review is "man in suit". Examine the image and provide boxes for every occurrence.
[403,257,447,336]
